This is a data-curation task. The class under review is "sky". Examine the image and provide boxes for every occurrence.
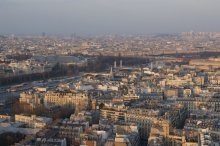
[0,0,220,35]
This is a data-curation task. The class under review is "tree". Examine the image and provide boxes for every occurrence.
[99,103,105,109]
[0,132,25,146]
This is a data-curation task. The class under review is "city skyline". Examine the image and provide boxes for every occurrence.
[1,0,220,35]
[1,1,220,145]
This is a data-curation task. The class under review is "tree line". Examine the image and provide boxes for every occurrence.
[0,55,148,86]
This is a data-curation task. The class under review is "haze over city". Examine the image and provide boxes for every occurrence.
[1,0,220,146]
[1,0,220,35]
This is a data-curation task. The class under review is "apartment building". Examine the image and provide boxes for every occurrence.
[45,90,89,110]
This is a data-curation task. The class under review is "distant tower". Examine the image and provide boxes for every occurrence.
[110,66,113,75]
[114,60,117,68]
[42,32,46,37]
[70,33,76,40]
[70,33,74,40]
[120,60,123,68]
[110,66,114,80]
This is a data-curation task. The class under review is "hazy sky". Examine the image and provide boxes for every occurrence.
[0,0,220,35]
